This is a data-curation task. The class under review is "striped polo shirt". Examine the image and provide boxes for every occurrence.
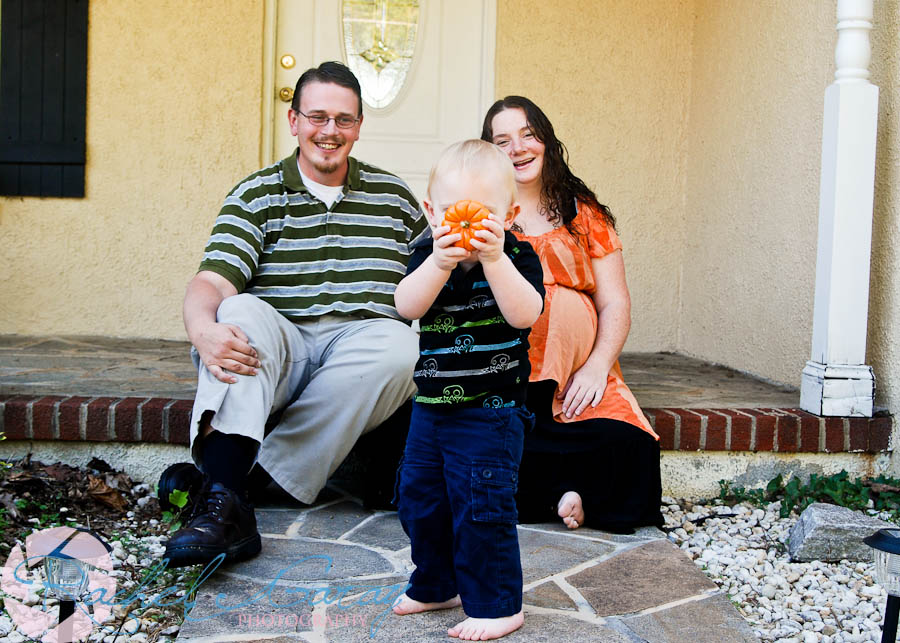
[198,151,429,322]
[410,233,545,408]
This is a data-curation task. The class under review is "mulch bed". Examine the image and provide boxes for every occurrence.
[0,455,196,642]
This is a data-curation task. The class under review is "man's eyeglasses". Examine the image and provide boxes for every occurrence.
[294,109,360,129]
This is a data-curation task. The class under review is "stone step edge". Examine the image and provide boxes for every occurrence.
[0,395,892,454]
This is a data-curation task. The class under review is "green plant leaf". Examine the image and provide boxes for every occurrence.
[717,469,900,524]
[168,488,190,509]
[766,474,784,496]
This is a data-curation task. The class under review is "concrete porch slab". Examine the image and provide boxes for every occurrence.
[0,335,197,399]
[0,335,798,407]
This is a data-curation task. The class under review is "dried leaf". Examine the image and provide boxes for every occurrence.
[6,471,39,483]
[87,457,114,473]
[87,475,129,512]
[867,482,900,494]
[104,472,133,493]
[0,492,21,520]
[41,463,75,482]
[4,471,50,491]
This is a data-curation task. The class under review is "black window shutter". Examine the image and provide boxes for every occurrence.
[0,0,88,197]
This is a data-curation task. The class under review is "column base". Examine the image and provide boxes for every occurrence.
[800,361,875,417]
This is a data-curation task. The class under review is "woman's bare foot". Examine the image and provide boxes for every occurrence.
[448,611,524,640]
[557,491,585,529]
[392,593,461,615]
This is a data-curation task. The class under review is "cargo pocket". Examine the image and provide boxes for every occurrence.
[470,459,518,524]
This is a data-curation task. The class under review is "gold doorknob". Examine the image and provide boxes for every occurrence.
[279,87,294,103]
[280,54,296,69]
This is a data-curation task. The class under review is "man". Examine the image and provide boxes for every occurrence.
[164,61,428,567]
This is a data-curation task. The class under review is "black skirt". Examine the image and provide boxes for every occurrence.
[516,380,664,533]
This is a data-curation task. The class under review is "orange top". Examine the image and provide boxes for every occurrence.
[513,203,657,439]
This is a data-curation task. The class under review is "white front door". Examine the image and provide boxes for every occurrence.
[264,0,496,201]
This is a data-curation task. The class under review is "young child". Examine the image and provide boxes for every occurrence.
[392,139,545,640]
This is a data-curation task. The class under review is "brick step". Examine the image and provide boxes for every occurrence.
[0,394,891,454]
[0,395,192,445]
[644,408,890,453]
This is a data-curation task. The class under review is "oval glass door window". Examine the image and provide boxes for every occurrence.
[342,0,420,109]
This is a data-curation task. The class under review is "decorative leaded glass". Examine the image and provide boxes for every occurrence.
[342,0,420,109]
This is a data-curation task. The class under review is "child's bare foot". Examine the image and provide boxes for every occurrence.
[448,611,524,640]
[392,593,461,615]
[557,491,584,529]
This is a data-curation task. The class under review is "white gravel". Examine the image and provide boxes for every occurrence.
[663,496,894,642]
[2,484,185,643]
[6,485,895,642]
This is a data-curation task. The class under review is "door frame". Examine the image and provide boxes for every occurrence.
[259,0,497,166]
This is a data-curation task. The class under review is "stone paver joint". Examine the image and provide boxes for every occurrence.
[173,487,756,642]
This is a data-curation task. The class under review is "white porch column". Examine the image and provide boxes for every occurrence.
[800,0,878,417]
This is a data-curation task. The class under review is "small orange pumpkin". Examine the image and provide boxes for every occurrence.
[441,199,490,251]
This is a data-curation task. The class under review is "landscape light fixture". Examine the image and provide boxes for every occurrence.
[43,553,89,643]
[864,528,900,642]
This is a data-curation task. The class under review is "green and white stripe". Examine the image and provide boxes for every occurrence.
[199,152,429,322]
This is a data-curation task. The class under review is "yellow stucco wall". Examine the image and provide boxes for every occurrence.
[495,0,694,352]
[0,0,264,339]
[679,1,833,385]
[868,0,900,414]
[680,0,900,415]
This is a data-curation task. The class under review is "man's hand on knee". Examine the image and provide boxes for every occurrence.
[194,321,261,384]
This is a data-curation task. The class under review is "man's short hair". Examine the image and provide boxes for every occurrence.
[427,139,517,205]
[292,61,363,117]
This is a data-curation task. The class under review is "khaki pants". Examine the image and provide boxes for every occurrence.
[189,293,418,503]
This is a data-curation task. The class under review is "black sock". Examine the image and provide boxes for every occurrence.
[200,431,258,497]
[247,464,273,496]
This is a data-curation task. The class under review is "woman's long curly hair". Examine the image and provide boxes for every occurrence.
[480,96,615,234]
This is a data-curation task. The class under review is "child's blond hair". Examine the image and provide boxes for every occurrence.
[426,139,517,205]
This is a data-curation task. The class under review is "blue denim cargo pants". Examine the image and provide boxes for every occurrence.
[396,402,533,618]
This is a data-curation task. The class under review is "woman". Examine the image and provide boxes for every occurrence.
[481,96,663,533]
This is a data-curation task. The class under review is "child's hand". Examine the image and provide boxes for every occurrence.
[469,215,506,264]
[431,224,470,271]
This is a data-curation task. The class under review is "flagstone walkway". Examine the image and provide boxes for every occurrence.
[175,486,757,643]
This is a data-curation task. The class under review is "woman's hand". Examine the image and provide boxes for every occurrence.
[559,361,609,418]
